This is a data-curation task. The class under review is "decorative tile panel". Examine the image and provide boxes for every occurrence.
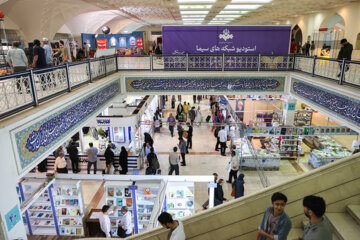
[126,77,285,92]
[291,78,360,126]
[15,81,120,171]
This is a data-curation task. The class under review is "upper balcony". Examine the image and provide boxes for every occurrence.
[0,54,359,120]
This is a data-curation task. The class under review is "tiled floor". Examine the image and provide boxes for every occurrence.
[81,95,355,214]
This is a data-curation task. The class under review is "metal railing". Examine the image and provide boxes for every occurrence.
[1,54,359,120]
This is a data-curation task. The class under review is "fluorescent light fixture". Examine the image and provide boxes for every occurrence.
[179,5,212,9]
[213,17,235,20]
[184,22,202,24]
[180,11,209,14]
[215,15,240,18]
[231,0,271,3]
[224,5,262,9]
[182,15,205,17]
[182,18,205,21]
[208,22,226,24]
[219,10,249,14]
[178,0,215,2]
[210,21,230,23]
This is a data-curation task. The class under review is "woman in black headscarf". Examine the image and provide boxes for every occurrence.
[119,147,128,174]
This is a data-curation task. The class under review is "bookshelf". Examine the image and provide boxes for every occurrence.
[52,181,85,236]
[279,136,300,160]
[164,182,194,220]
[294,110,313,126]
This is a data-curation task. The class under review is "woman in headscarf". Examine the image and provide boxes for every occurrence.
[232,173,245,199]
[119,147,128,175]
[195,106,203,126]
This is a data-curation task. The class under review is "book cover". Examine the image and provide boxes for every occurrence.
[107,200,114,206]
[70,199,74,206]
[126,198,133,208]
[116,188,123,197]
[63,219,70,225]
[72,187,78,195]
[176,190,184,198]
[107,187,114,197]
[70,218,74,226]
[60,227,65,234]
[124,188,131,197]
[62,208,67,215]
[74,199,78,206]
[144,188,152,196]
[76,228,82,235]
[116,198,123,207]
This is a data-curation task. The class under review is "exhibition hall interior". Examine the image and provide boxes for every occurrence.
[1,0,360,239]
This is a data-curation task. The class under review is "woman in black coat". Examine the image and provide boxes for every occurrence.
[214,179,227,206]
[119,147,128,174]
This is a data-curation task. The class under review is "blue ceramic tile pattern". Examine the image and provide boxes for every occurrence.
[291,78,360,126]
[126,77,285,92]
[15,81,119,170]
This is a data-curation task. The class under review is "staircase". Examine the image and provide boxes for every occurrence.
[288,204,360,240]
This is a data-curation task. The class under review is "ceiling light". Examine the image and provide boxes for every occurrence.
[184,22,202,24]
[178,0,216,3]
[213,18,235,20]
[224,5,262,9]
[208,23,226,24]
[219,11,249,14]
[183,19,204,21]
[181,15,206,18]
[215,15,240,18]
[210,21,230,23]
[231,0,272,3]
[180,11,209,14]
[179,5,212,9]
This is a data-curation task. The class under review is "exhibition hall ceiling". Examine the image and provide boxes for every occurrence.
[82,0,358,27]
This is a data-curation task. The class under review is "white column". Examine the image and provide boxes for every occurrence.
[0,128,27,240]
[79,129,85,153]
[283,97,297,126]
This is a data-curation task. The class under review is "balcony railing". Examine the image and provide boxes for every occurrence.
[0,54,359,119]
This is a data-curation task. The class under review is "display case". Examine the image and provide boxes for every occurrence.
[308,136,352,168]
[294,110,313,126]
[52,180,85,236]
[253,112,283,127]
[279,136,300,160]
[164,182,194,220]
[104,181,161,235]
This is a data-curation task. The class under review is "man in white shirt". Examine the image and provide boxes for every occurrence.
[54,152,68,173]
[99,205,117,238]
[169,147,180,175]
[118,206,132,237]
[218,127,228,156]
[158,212,186,240]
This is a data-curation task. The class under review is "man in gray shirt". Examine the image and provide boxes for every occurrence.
[42,38,53,67]
[86,142,98,174]
[294,195,332,240]
[168,147,180,175]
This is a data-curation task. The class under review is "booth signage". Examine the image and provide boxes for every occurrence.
[208,183,217,188]
[163,26,291,55]
[96,39,108,50]
[96,118,111,126]
[136,38,143,48]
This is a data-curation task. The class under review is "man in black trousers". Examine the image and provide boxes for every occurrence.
[186,122,193,150]
[67,141,80,173]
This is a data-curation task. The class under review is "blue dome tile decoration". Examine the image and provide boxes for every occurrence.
[291,78,360,127]
[126,76,285,92]
[15,81,120,171]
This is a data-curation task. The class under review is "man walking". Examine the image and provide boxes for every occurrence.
[186,122,193,150]
[167,113,176,137]
[337,38,353,78]
[293,195,332,240]
[218,127,227,156]
[86,142,98,174]
[214,126,221,151]
[178,137,187,166]
[67,141,80,173]
[168,147,180,175]
[189,107,196,126]
[227,151,239,183]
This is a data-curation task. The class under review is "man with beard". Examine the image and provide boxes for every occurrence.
[293,195,332,240]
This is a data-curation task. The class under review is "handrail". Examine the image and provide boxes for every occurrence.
[0,54,359,120]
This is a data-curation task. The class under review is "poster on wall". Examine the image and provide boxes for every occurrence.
[96,39,108,49]
[119,37,127,48]
[110,37,117,47]
[162,26,291,55]
[136,38,143,49]
[5,205,21,231]
[129,36,136,46]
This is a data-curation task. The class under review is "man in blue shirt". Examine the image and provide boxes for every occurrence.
[31,39,47,69]
[42,38,53,67]
[257,192,292,240]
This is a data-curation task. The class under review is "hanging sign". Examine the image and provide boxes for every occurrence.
[136,38,143,49]
[96,39,108,49]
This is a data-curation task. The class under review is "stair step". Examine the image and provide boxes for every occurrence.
[347,205,360,226]
[326,213,360,240]
[288,228,303,239]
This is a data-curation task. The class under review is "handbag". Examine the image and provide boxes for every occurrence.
[117,226,126,238]
[231,185,236,197]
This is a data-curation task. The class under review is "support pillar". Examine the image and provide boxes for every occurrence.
[283,97,297,126]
